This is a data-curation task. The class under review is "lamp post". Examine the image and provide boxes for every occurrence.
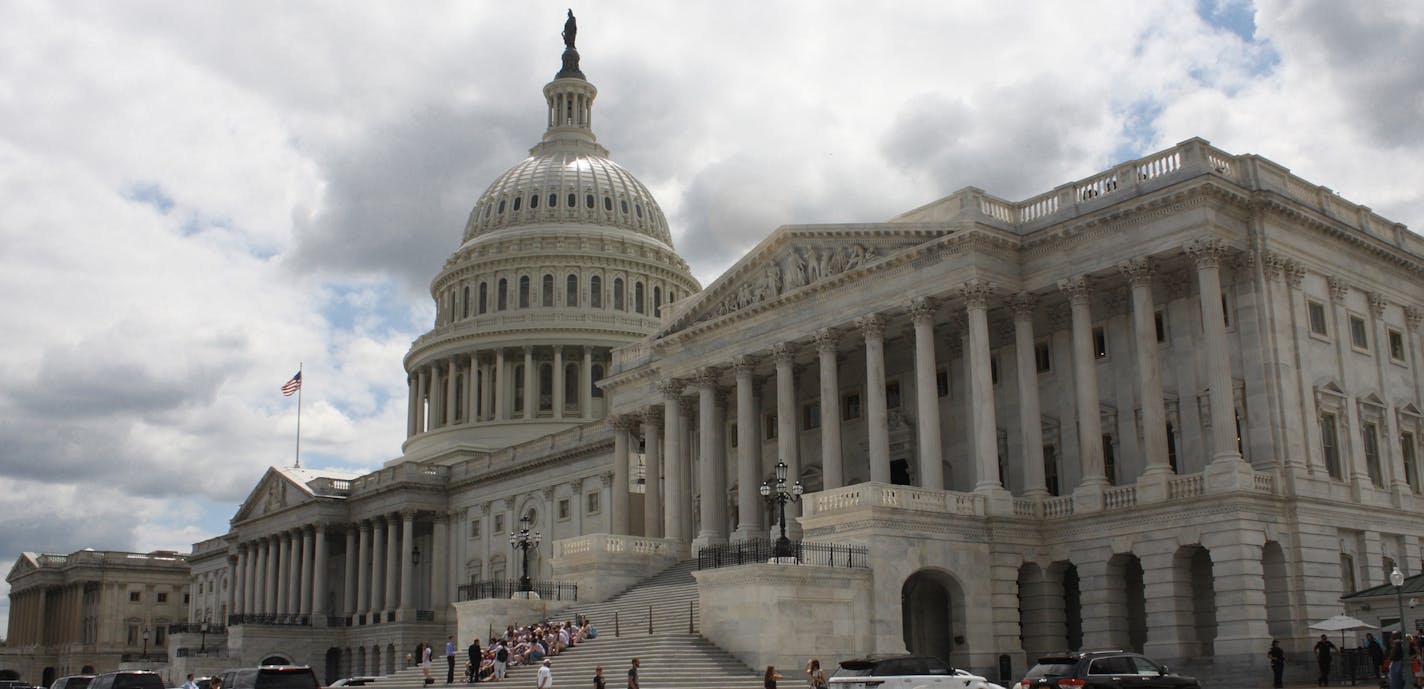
[199,617,209,654]
[759,460,804,559]
[141,625,150,659]
[1392,566,1409,648]
[509,513,541,593]
[412,544,421,566]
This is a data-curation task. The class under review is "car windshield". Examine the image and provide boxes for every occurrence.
[112,675,164,689]
[1024,663,1075,679]
[255,672,317,689]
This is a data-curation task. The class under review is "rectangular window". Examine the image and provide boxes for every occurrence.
[1166,422,1178,474]
[156,592,167,603]
[1093,326,1108,360]
[936,370,949,397]
[1154,310,1168,343]
[764,414,778,440]
[127,624,138,645]
[155,627,166,646]
[1363,422,1383,487]
[1035,341,1052,373]
[494,514,505,533]
[585,491,600,514]
[1221,293,1232,328]
[129,591,140,603]
[558,498,570,520]
[1389,329,1406,362]
[183,593,190,605]
[843,393,862,421]
[990,356,1000,384]
[1043,445,1059,497]
[1321,413,1341,479]
[1308,300,1329,336]
[1103,434,1117,485]
[1350,315,1369,350]
[886,381,901,409]
[470,519,481,538]
[730,423,738,448]
[803,402,820,431]
[1403,432,1419,494]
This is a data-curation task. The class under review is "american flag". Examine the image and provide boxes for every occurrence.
[281,371,302,397]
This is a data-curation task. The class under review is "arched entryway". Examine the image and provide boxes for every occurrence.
[262,655,293,666]
[1263,541,1291,640]
[902,569,966,667]
[324,648,341,685]
[1174,544,1218,657]
[1106,553,1147,652]
[41,669,56,688]
[0,671,20,682]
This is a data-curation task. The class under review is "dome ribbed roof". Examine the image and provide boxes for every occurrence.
[462,150,672,246]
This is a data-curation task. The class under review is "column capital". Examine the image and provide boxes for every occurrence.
[679,395,697,416]
[480,502,491,515]
[1283,260,1306,289]
[1406,306,1424,331]
[731,354,756,375]
[1368,292,1387,318]
[1057,275,1092,305]
[907,297,937,324]
[770,342,796,365]
[1256,250,1284,282]
[608,414,633,432]
[856,314,885,339]
[1184,237,1229,268]
[1327,275,1349,303]
[358,521,371,533]
[960,279,995,309]
[600,471,614,486]
[692,367,719,388]
[1117,256,1155,286]
[1009,292,1037,320]
[813,328,839,353]
[656,378,684,398]
[541,485,556,501]
[642,406,664,427]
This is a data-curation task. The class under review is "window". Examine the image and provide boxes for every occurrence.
[564,364,579,411]
[519,276,531,308]
[936,370,949,397]
[843,393,862,421]
[1350,315,1369,350]
[1166,422,1179,473]
[539,364,553,412]
[1093,326,1108,359]
[513,364,525,413]
[730,423,738,447]
[129,591,140,603]
[585,193,595,209]
[470,518,481,538]
[558,499,570,521]
[803,402,821,431]
[590,364,604,397]
[990,356,1000,384]
[1321,413,1342,479]
[614,278,625,310]
[566,274,578,307]
[886,381,901,409]
[549,193,557,207]
[479,282,488,314]
[585,491,600,514]
[542,274,554,307]
[590,275,602,308]
[634,282,645,314]
[1221,293,1233,328]
[497,279,508,310]
[1302,300,1328,337]
[1363,422,1383,487]
[1402,432,1419,494]
[653,286,662,317]
[462,286,470,318]
[157,592,167,603]
[127,623,139,644]
[1390,329,1406,362]
[1154,310,1168,343]
[567,192,576,208]
[1043,445,1059,496]
[1103,434,1117,485]
[764,414,778,439]
[1035,341,1052,373]
[494,514,505,533]
[1341,553,1357,595]
[512,196,521,211]
[155,627,166,645]
[603,196,613,211]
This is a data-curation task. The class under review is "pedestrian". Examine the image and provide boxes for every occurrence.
[468,638,482,683]
[804,660,826,689]
[209,677,222,689]
[423,641,435,685]
[627,658,640,689]
[1268,640,1285,689]
[183,675,198,689]
[1368,633,1385,677]
[448,635,459,684]
[1387,635,1409,689]
[1314,633,1336,687]
[764,666,783,689]
[495,642,508,681]
[536,659,552,689]
[592,666,604,689]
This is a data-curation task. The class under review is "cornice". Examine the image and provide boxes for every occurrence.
[1252,193,1424,277]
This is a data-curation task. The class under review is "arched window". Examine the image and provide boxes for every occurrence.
[539,364,553,412]
[653,286,662,317]
[567,193,576,208]
[613,278,625,311]
[512,196,521,211]
[529,193,539,209]
[542,274,554,307]
[634,282,645,314]
[519,276,530,308]
[585,194,594,209]
[590,276,602,308]
[478,282,488,314]
[591,364,605,398]
[549,193,558,208]
[497,279,508,310]
[603,196,613,211]
[462,286,470,318]
[564,363,579,412]
[566,274,578,307]
[513,365,525,413]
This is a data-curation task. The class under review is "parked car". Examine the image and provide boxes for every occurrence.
[830,655,1006,689]
[50,677,94,689]
[327,679,378,688]
[215,667,319,689]
[1019,651,1200,689]
[88,672,165,689]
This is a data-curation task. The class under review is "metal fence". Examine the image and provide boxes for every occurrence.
[167,622,226,634]
[457,580,578,602]
[226,613,311,627]
[696,538,869,570]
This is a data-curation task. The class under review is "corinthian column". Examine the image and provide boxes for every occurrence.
[815,330,844,490]
[859,315,891,483]
[732,356,763,539]
[1186,238,1245,466]
[1120,257,1171,477]
[963,281,1003,493]
[909,299,944,489]
[642,408,664,538]
[660,379,686,543]
[694,368,728,548]
[610,416,631,534]
[1059,276,1108,488]
[1011,293,1048,497]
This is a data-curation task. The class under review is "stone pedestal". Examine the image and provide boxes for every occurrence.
[453,598,549,647]
[552,533,679,603]
[1206,457,1255,493]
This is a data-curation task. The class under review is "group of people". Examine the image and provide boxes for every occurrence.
[763,659,829,689]
[1271,632,1424,689]
[435,619,597,684]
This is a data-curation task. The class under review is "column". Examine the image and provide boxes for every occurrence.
[610,417,631,534]
[300,527,314,617]
[553,346,565,418]
[859,316,891,483]
[582,348,594,417]
[263,537,277,614]
[660,379,686,543]
[695,369,726,548]
[709,389,728,538]
[814,330,844,490]
[343,527,358,618]
[1328,276,1366,487]
[384,513,400,618]
[233,545,247,616]
[407,374,418,437]
[1059,276,1107,487]
[1285,262,1325,473]
[432,515,450,610]
[370,518,386,617]
[523,347,535,420]
[1186,238,1244,465]
[246,542,259,615]
[495,349,507,420]
[445,358,458,426]
[679,397,696,538]
[643,408,664,538]
[400,512,415,616]
[964,280,1003,493]
[274,533,289,615]
[733,355,763,539]
[312,524,328,619]
[464,354,476,424]
[773,342,802,536]
[1121,257,1172,477]
[430,364,443,429]
[356,522,371,618]
[480,357,493,421]
[1011,293,1049,497]
[910,299,944,489]
[416,368,429,433]
[1369,293,1407,495]
[288,528,303,616]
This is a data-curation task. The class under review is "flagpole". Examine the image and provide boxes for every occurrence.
[295,362,303,469]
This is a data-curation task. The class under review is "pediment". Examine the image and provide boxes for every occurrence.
[5,556,38,582]
[658,224,952,338]
[231,468,312,524]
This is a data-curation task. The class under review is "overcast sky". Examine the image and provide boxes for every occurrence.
[1,0,1422,636]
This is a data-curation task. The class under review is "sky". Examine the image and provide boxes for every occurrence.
[1,0,1422,637]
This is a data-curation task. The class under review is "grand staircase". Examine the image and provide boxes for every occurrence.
[371,561,765,689]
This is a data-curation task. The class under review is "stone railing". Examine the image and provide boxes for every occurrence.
[810,483,983,516]
[351,463,449,491]
[1104,485,1137,510]
[555,533,672,559]
[1169,474,1205,499]
[1043,496,1075,518]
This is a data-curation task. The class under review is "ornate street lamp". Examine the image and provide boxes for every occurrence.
[412,544,421,566]
[759,461,804,559]
[199,616,209,654]
[141,625,150,659]
[509,513,541,593]
[1392,566,1409,648]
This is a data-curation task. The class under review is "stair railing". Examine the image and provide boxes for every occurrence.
[614,610,620,637]
[688,600,695,633]
[648,604,654,634]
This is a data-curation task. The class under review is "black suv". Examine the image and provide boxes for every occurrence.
[215,667,319,689]
[50,676,94,689]
[1020,651,1200,689]
[89,672,165,689]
